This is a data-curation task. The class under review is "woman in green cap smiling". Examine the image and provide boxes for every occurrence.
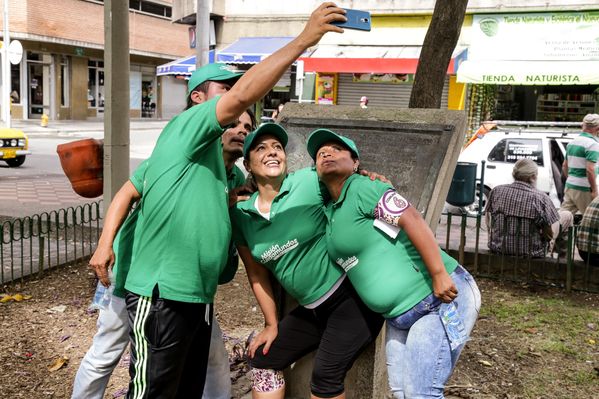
[230,123,383,399]
[307,128,481,399]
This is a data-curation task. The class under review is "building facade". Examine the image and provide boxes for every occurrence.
[0,0,192,121]
[174,0,599,126]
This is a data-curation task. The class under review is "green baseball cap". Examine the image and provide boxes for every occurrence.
[306,128,360,160]
[243,123,289,159]
[187,63,244,96]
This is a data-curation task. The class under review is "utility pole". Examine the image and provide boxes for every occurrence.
[103,0,130,212]
[2,0,11,128]
[195,0,210,69]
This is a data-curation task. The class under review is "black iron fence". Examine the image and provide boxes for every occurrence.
[440,212,599,293]
[1,200,597,293]
[1,201,102,284]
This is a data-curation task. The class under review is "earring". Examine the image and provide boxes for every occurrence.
[353,166,358,173]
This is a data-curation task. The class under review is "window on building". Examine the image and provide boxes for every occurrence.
[88,60,105,110]
[88,61,97,108]
[130,0,171,18]
[10,63,20,104]
[83,1,171,18]
[61,56,69,107]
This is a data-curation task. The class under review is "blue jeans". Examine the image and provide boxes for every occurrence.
[385,265,481,399]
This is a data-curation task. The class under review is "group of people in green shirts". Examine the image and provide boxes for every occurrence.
[228,123,481,399]
[78,3,481,398]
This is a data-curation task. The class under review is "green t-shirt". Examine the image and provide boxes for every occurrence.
[324,174,458,318]
[112,160,148,298]
[230,167,343,306]
[125,97,232,303]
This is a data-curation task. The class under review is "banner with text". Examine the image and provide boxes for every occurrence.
[470,11,599,61]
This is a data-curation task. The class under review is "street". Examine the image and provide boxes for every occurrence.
[0,120,166,217]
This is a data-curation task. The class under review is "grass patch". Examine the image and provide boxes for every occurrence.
[480,287,598,362]
[539,340,578,357]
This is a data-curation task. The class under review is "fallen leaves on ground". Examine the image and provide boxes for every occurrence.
[1,293,33,302]
[47,356,69,372]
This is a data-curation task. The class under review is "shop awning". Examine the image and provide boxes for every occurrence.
[457,60,599,85]
[216,37,299,64]
[156,51,215,76]
[299,45,465,74]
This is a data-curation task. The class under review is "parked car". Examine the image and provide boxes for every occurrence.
[447,121,586,215]
[0,128,31,167]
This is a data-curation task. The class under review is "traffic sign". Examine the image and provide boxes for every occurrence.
[8,40,23,64]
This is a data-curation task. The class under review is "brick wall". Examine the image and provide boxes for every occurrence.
[1,0,191,58]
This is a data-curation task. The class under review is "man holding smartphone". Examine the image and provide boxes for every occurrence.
[72,104,256,399]
[120,4,347,398]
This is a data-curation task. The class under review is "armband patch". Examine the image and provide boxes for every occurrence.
[374,189,410,227]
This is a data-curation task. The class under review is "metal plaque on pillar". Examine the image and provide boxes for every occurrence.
[277,103,466,398]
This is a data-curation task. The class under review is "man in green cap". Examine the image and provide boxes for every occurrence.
[121,3,347,397]
[73,110,255,399]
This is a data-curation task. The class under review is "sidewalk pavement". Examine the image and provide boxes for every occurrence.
[6,118,170,139]
[1,118,168,218]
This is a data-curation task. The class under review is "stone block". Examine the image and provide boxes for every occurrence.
[275,103,466,397]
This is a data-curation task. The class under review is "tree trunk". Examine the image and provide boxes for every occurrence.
[409,0,469,109]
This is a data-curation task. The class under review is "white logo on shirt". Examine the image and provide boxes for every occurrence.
[260,239,299,263]
[336,256,359,272]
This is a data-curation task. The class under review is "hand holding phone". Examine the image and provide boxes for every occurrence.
[331,8,371,31]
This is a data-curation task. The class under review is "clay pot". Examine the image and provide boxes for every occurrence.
[57,138,103,198]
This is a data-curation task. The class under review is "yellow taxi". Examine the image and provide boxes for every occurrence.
[0,128,31,167]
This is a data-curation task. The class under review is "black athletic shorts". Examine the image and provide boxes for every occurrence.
[126,286,213,399]
[250,280,384,398]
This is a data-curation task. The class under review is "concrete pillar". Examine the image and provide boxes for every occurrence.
[278,103,467,397]
[103,0,130,212]
[195,0,210,68]
[70,57,88,120]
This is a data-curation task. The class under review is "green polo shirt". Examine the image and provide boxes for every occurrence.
[219,164,247,285]
[228,164,246,190]
[112,160,148,298]
[230,167,343,306]
[114,162,245,297]
[125,97,231,303]
[324,174,458,318]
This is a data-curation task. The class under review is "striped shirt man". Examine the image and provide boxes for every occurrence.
[564,132,599,192]
[561,116,599,215]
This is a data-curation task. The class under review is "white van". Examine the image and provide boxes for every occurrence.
[450,121,585,214]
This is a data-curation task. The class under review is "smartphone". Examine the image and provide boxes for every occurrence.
[332,8,371,31]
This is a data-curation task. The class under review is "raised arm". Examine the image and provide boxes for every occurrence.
[216,3,345,126]
[237,245,279,357]
[90,181,141,286]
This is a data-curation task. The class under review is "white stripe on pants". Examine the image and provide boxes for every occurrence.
[71,294,231,399]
